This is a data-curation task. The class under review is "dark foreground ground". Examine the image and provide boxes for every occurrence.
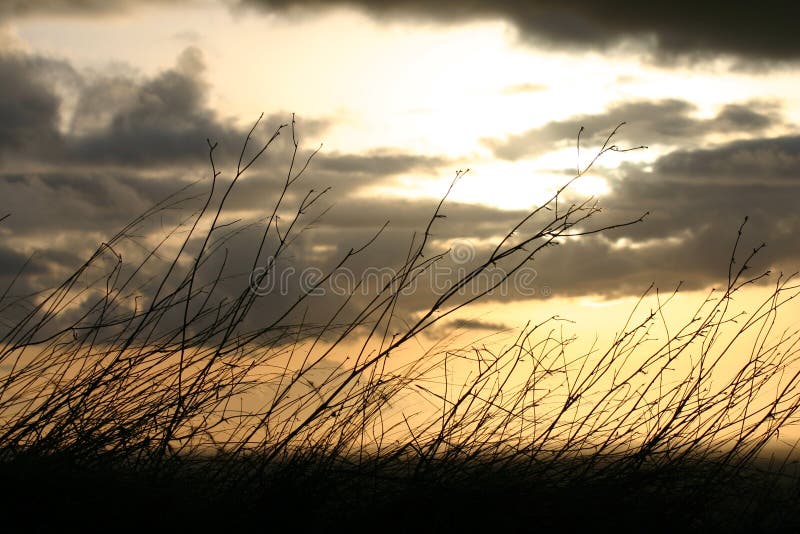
[1,452,798,533]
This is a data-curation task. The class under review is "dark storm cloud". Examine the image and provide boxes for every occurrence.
[0,42,444,182]
[593,136,800,257]
[6,132,799,325]
[0,148,451,241]
[169,196,534,330]
[273,135,800,308]
[484,99,782,161]
[238,1,800,64]
[0,244,43,278]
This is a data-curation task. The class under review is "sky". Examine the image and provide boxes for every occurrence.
[1,1,800,344]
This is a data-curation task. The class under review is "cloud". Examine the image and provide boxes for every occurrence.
[597,135,800,250]
[647,135,800,184]
[63,47,256,167]
[0,46,219,165]
[483,99,782,160]
[0,44,456,277]
[255,135,797,308]
[0,45,332,169]
[0,171,197,237]
[237,1,800,65]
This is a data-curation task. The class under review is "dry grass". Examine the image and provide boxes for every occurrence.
[1,116,799,532]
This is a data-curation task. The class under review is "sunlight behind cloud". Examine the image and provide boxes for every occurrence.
[357,160,566,210]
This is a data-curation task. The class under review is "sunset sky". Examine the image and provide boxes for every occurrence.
[2,1,799,343]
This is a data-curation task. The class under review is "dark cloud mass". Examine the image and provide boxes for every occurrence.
[2,1,797,64]
[239,1,800,64]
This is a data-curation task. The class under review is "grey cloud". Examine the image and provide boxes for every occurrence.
[0,161,546,336]
[0,46,327,169]
[286,135,800,305]
[484,99,782,161]
[650,135,800,184]
[1,16,798,330]
[523,135,800,298]
[528,226,762,300]
[447,318,510,331]
[0,52,66,155]
[211,148,450,216]
[63,47,246,167]
[0,147,451,249]
[596,136,800,248]
[0,244,42,278]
